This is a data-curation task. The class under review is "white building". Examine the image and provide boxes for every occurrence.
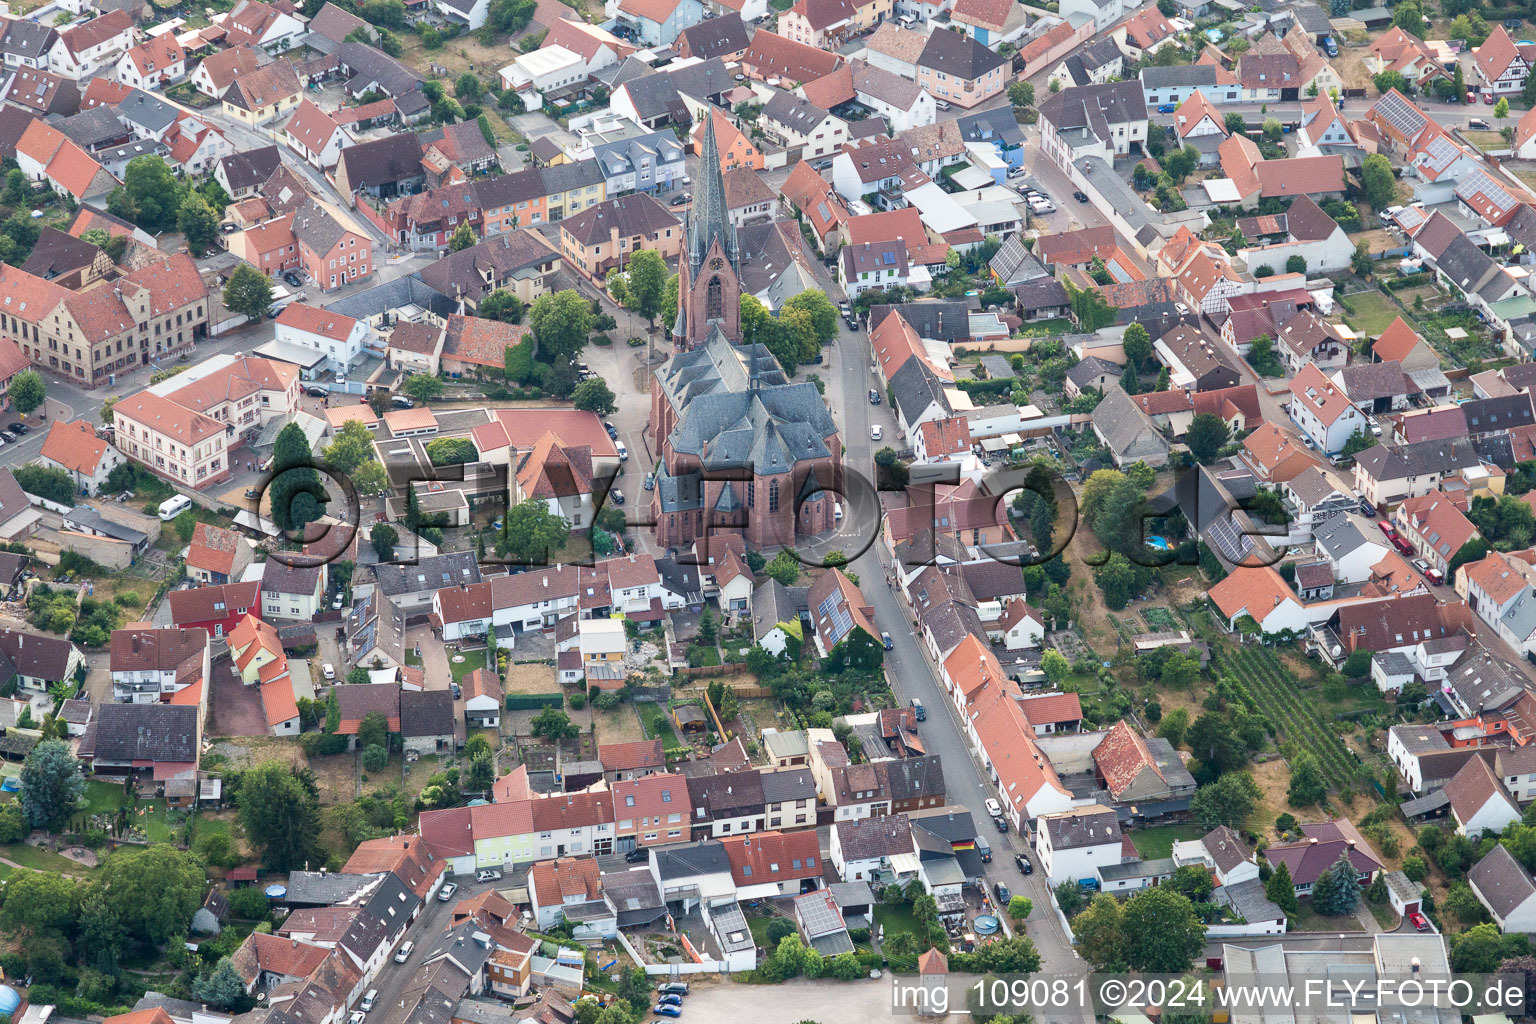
[1469,843,1536,933]
[1446,756,1521,838]
[1034,804,1124,885]
[273,303,371,373]
[499,46,588,110]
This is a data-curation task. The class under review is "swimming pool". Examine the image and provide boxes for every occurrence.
[1147,536,1172,551]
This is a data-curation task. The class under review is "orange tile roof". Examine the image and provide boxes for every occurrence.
[1288,362,1353,428]
[721,830,821,885]
[325,404,378,430]
[968,673,1069,814]
[384,407,438,433]
[529,856,602,901]
[1176,90,1225,139]
[918,416,971,458]
[1092,721,1162,799]
[1208,565,1294,622]
[1373,315,1426,363]
[114,389,226,447]
[343,835,446,899]
[283,99,344,157]
[124,33,185,77]
[40,419,112,476]
[1461,549,1528,606]
[276,301,359,341]
[188,522,244,576]
[261,676,298,725]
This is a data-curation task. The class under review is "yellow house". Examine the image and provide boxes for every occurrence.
[542,160,607,222]
[220,60,302,127]
[229,615,283,684]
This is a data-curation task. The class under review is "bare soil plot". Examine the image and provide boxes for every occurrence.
[593,705,646,745]
[505,662,559,694]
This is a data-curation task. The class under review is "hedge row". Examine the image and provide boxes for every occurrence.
[505,693,565,711]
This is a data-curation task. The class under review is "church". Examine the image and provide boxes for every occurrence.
[648,116,843,552]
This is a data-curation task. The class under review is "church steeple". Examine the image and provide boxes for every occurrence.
[673,110,742,349]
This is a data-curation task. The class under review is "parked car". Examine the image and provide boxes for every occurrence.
[880,631,894,650]
[975,835,992,862]
[322,663,336,681]
[935,99,950,110]
[8,423,25,435]
[985,798,1003,818]
[305,386,328,398]
[1156,103,1176,113]
[476,869,502,883]
[1469,117,1491,130]
[1410,911,1430,931]
[283,271,304,287]
[652,1006,682,1019]
[1015,852,1033,875]
[658,983,690,997]
[993,815,1009,833]
[604,421,618,439]
[670,193,692,206]
[643,474,655,491]
[994,881,1011,903]
[1073,191,1090,203]
[910,697,925,722]
[1485,91,1497,104]
[348,1013,365,1024]
[437,882,458,902]
[610,488,625,505]
[625,847,649,863]
[1359,500,1377,517]
[871,425,882,441]
[868,388,881,405]
[394,941,414,963]
[659,995,683,1008]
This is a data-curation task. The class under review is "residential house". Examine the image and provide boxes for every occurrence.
[1445,755,1522,837]
[167,581,261,639]
[114,33,185,90]
[186,523,253,586]
[829,813,914,881]
[1469,844,1536,932]
[108,627,209,704]
[914,27,1009,109]
[614,773,691,850]
[1263,821,1383,896]
[1034,805,1123,885]
[557,192,681,283]
[38,418,123,495]
[1037,78,1147,171]
[1476,26,1531,97]
[48,10,134,80]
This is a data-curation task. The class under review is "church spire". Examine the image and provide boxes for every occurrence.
[688,111,736,270]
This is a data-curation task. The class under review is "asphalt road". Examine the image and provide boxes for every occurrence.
[364,876,506,1018]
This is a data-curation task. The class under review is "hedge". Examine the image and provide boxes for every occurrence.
[1382,273,1432,293]
[506,693,565,711]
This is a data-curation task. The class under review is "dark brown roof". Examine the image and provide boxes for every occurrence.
[400,689,455,737]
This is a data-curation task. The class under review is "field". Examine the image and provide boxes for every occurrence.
[593,704,645,745]
[1339,290,1411,336]
[1461,130,1508,153]
[1220,644,1362,790]
[1287,902,1365,933]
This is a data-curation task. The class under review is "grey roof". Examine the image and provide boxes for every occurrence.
[416,120,497,168]
[879,754,945,803]
[677,11,749,58]
[653,839,732,881]
[989,234,1049,287]
[1337,359,1413,402]
[262,554,322,598]
[1043,806,1121,850]
[1463,393,1535,434]
[1013,274,1070,313]
[834,813,914,860]
[1076,155,1155,241]
[135,994,219,1024]
[828,879,875,910]
[760,766,818,803]
[909,807,978,845]
[1220,877,1286,923]
[588,128,684,180]
[1501,588,1536,644]
[416,231,558,305]
[400,689,455,737]
[956,106,1025,150]
[601,866,665,928]
[114,89,179,134]
[356,867,421,926]
[871,299,973,343]
[710,900,755,953]
[539,158,607,195]
[653,334,834,475]
[330,275,455,322]
[21,226,107,281]
[917,26,1009,77]
[687,769,765,816]
[1354,438,1484,482]
[1,19,57,60]
[1060,38,1123,85]
[337,134,424,190]
[309,2,369,43]
[752,579,807,643]
[1092,385,1170,461]
[1470,843,1536,920]
[337,41,424,96]
[1099,856,1176,881]
[889,357,952,424]
[1141,64,1218,89]
[764,89,832,136]
[1038,79,1147,146]
[287,871,381,905]
[64,505,147,545]
[218,146,284,192]
[371,552,482,597]
[1067,355,1121,388]
[339,907,392,963]
[54,106,125,149]
[83,702,197,763]
[1446,648,1526,715]
[1311,511,1375,559]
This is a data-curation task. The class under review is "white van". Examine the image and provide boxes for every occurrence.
[616,441,629,461]
[360,991,377,1013]
[158,495,193,521]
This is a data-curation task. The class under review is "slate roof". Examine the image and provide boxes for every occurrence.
[372,552,482,597]
[917,28,1008,78]
[834,813,914,860]
[83,702,198,763]
[1470,843,1536,920]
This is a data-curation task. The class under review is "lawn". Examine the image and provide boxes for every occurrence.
[0,841,104,875]
[1339,290,1410,336]
[448,651,490,683]
[1288,901,1365,932]
[644,711,680,746]
[1126,824,1204,860]
[81,780,178,843]
[1461,130,1508,153]
[873,902,922,945]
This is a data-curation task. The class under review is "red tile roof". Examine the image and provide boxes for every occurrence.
[276,301,358,341]
[40,418,112,476]
[168,580,260,626]
[1092,721,1162,799]
[188,522,245,577]
[722,830,821,886]
[598,739,665,774]
[530,856,602,901]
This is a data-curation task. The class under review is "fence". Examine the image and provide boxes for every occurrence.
[674,664,752,680]
[505,693,565,711]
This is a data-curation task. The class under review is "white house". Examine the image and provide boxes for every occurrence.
[499,45,588,110]
[1171,826,1261,887]
[281,100,353,170]
[830,814,916,882]
[528,858,617,939]
[1446,756,1522,838]
[1288,363,1369,455]
[39,419,125,496]
[1469,844,1536,932]
[1498,746,1536,804]
[432,0,492,29]
[1312,514,1392,585]
[48,11,135,80]
[1035,805,1124,885]
[114,33,186,89]
[274,303,370,374]
[1061,0,1128,33]
[988,599,1044,651]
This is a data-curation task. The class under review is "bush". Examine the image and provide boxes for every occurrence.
[227,885,272,920]
[766,917,796,944]
[362,744,388,772]
[568,691,587,709]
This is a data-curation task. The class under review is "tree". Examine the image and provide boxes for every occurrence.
[1498,97,1511,123]
[362,744,388,772]
[402,374,445,404]
[1361,154,1397,211]
[77,887,124,971]
[1007,894,1032,920]
[270,421,323,534]
[1122,888,1206,973]
[571,378,617,415]
[764,550,801,585]
[193,959,246,1009]
[1287,750,1329,807]
[325,420,378,475]
[1392,0,1424,34]
[1158,707,1190,748]
[109,156,185,232]
[357,710,389,751]
[371,522,398,561]
[1373,69,1408,96]
[783,291,839,347]
[1122,322,1153,369]
[623,248,667,333]
[224,264,275,323]
[174,509,198,542]
[1040,649,1070,683]
[8,370,44,417]
[1074,893,1127,970]
[448,222,478,252]
[98,843,207,945]
[1187,713,1248,774]
[1189,771,1260,829]
[178,191,220,252]
[1312,853,1361,915]
[19,739,83,830]
[1186,412,1230,465]
[1285,254,1307,275]
[1094,552,1145,610]
[480,290,524,324]
[1007,80,1034,108]
[1119,361,1141,396]
[529,289,595,364]
[237,761,325,872]
[1065,279,1118,331]
[530,707,579,741]
[1247,334,1281,376]
[0,801,26,843]
[1265,860,1300,914]
[0,870,75,936]
[354,460,389,496]
[464,748,494,791]
[1452,923,1529,973]
[498,500,569,563]
[1169,864,1215,904]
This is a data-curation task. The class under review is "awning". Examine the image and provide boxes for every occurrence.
[981,437,1009,452]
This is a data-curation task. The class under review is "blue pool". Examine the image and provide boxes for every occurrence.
[1147,536,1172,551]
[0,777,18,792]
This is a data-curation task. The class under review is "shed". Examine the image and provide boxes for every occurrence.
[1384,869,1422,916]
[674,705,707,733]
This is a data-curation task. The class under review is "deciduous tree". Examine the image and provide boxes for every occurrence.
[1122,888,1206,972]
[223,264,274,323]
[19,739,83,830]
[97,843,207,945]
[237,761,325,872]
[497,500,569,563]
[9,370,45,418]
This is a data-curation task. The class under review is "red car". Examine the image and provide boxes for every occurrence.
[1409,911,1430,932]
[1378,520,1398,541]
[1485,91,1498,104]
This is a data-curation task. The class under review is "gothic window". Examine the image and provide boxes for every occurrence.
[768,479,779,513]
[706,276,724,320]
[748,480,755,508]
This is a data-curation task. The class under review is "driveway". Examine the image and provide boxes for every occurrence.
[406,624,452,690]
[208,653,270,736]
